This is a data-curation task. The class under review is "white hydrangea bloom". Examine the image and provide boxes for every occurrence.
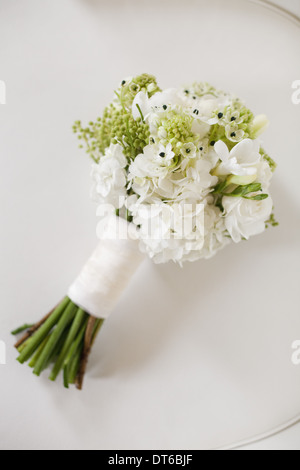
[131,202,206,264]
[129,143,175,189]
[91,144,127,209]
[128,200,230,264]
[201,205,230,259]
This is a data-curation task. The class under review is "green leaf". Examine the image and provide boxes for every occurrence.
[245,194,269,201]
[266,212,279,227]
[213,180,229,194]
[227,183,262,198]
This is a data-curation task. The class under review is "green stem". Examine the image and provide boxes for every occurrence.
[17,337,31,353]
[136,103,145,122]
[67,347,82,386]
[17,297,70,364]
[49,308,87,382]
[11,324,35,336]
[44,324,72,371]
[63,365,70,388]
[29,335,51,368]
[33,301,77,376]
[91,319,104,346]
[64,318,89,387]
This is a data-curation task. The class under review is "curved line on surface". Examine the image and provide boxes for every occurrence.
[247,0,300,27]
[219,414,300,450]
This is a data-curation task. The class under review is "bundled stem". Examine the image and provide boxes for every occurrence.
[76,317,104,390]
[49,308,87,382]
[12,297,104,389]
[14,303,60,349]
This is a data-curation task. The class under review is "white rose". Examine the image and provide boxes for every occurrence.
[223,195,273,243]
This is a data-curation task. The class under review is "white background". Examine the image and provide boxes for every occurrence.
[0,0,300,450]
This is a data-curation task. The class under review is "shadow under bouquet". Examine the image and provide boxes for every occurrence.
[12,74,277,389]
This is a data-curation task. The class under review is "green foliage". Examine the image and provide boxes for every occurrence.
[213,179,269,209]
[266,213,279,228]
[73,74,159,162]
[260,147,277,172]
[156,111,198,157]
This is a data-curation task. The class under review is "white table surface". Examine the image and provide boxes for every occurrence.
[0,0,300,450]
[240,0,300,450]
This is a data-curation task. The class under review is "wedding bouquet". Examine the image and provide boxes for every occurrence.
[13,74,277,389]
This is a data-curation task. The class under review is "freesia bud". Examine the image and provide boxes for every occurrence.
[252,114,269,138]
[228,174,257,185]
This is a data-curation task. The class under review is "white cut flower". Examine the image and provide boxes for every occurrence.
[132,202,206,264]
[256,159,273,190]
[252,114,269,138]
[176,158,218,200]
[132,91,151,120]
[222,195,273,243]
[132,89,182,121]
[224,109,244,126]
[87,76,276,264]
[191,119,211,140]
[213,139,261,178]
[91,144,127,208]
[129,143,175,183]
[225,123,245,143]
[180,142,198,159]
[187,95,230,125]
[201,205,230,259]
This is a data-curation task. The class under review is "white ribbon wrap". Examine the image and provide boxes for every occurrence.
[68,215,145,319]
